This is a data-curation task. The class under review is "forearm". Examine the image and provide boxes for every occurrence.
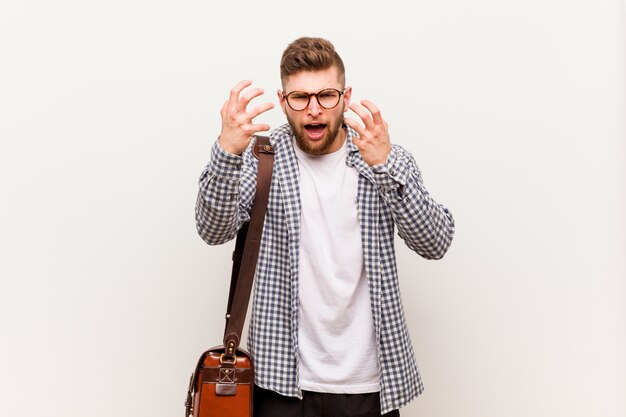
[373,147,455,259]
[195,140,256,245]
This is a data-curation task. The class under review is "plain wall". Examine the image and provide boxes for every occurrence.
[1,1,624,416]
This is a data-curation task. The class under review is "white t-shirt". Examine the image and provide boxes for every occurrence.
[294,137,381,394]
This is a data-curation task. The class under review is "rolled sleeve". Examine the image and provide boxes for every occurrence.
[371,145,455,259]
[195,140,248,245]
[207,140,244,182]
[370,147,411,199]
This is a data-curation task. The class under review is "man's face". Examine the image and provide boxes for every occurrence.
[278,67,352,155]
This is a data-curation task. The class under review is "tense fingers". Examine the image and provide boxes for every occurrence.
[348,102,373,128]
[349,100,384,126]
[219,80,274,155]
[228,80,253,104]
[360,100,384,125]
[345,99,391,166]
[248,102,275,120]
[240,88,267,110]
[344,117,365,137]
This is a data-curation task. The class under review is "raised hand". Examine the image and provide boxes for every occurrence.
[219,80,275,155]
[345,100,392,166]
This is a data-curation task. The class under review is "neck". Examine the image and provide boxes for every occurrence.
[326,125,347,154]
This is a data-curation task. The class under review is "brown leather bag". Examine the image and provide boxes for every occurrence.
[185,136,275,417]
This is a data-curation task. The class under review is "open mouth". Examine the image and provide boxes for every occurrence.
[304,123,327,140]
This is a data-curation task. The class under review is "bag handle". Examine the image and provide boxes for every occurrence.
[222,135,274,358]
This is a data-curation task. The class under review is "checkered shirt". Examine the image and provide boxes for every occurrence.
[195,124,455,414]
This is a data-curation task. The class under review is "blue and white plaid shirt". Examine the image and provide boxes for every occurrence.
[196,124,455,413]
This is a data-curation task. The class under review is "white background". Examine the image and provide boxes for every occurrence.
[1,1,625,416]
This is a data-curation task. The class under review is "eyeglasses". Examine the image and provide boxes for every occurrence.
[282,88,345,111]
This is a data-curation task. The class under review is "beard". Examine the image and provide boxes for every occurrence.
[286,112,345,155]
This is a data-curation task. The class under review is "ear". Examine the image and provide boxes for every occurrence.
[342,86,353,112]
[277,89,287,114]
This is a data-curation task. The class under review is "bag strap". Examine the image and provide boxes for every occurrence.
[222,135,274,358]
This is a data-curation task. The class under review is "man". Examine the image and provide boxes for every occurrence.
[196,37,455,417]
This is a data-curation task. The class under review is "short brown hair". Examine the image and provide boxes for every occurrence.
[280,37,346,87]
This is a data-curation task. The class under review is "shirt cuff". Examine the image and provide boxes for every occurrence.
[209,139,243,182]
[370,147,410,191]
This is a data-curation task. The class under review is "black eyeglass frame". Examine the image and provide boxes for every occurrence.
[282,88,345,111]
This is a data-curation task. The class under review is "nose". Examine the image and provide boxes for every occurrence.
[307,94,322,115]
